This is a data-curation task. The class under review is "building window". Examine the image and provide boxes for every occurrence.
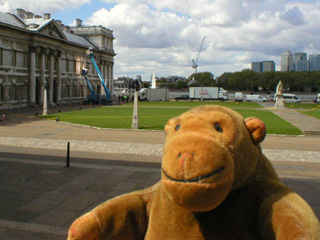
[61,59,67,72]
[69,60,74,73]
[2,50,12,66]
[12,50,16,66]
[72,83,76,97]
[61,85,68,98]
[3,84,15,101]
[11,84,16,101]
[16,84,28,101]
[16,52,26,67]
[66,60,69,73]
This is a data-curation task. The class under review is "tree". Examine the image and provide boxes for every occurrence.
[189,72,215,87]
[216,72,232,89]
[176,80,187,89]
[259,72,278,91]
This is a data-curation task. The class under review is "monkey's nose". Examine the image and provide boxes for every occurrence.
[178,152,195,169]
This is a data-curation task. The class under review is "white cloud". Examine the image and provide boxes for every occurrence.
[0,1,9,12]
[86,0,320,80]
[280,6,305,25]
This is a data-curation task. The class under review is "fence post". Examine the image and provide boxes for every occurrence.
[66,142,70,167]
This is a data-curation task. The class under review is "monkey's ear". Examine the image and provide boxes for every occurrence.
[245,117,266,145]
[164,117,178,135]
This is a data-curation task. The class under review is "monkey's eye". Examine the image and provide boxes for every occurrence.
[214,123,223,133]
[175,123,181,131]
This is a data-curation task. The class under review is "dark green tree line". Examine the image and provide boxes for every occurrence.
[215,70,320,92]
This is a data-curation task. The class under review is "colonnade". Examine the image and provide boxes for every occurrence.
[29,45,114,106]
[29,46,61,106]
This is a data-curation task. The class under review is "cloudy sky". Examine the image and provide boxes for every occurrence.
[1,0,320,81]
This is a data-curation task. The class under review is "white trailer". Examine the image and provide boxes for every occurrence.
[189,87,228,101]
[139,88,169,101]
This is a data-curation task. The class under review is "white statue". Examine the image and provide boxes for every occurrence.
[275,81,284,109]
[276,81,283,95]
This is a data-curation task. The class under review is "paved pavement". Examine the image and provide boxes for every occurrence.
[0,104,319,239]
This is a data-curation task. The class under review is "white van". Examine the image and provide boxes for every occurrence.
[282,94,301,103]
[234,92,243,102]
[246,95,267,102]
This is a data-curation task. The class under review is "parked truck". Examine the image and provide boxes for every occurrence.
[189,87,228,101]
[139,88,169,101]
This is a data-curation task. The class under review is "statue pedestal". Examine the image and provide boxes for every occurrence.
[132,91,139,129]
[274,94,285,109]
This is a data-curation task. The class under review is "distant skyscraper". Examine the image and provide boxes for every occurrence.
[280,50,293,72]
[251,62,262,73]
[262,61,275,72]
[294,52,307,62]
[294,52,308,71]
[295,60,309,71]
[309,54,320,71]
[251,61,275,73]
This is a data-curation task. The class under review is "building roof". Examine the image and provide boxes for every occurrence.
[0,11,24,28]
[24,18,52,31]
[0,10,97,49]
[63,31,95,48]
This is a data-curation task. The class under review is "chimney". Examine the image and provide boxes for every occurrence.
[34,15,42,19]
[55,20,62,27]
[26,11,34,19]
[76,19,82,27]
[55,20,65,30]
[44,13,51,19]
[16,8,26,19]
[64,26,71,32]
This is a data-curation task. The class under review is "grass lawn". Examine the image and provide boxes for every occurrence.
[299,110,320,120]
[236,109,302,135]
[285,103,320,110]
[123,101,263,109]
[38,103,302,135]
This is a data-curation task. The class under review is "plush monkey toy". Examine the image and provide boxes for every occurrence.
[68,105,320,240]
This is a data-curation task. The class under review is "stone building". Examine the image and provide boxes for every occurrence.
[0,8,116,109]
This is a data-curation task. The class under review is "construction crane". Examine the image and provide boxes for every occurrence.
[192,36,206,73]
[81,66,97,105]
[87,48,112,104]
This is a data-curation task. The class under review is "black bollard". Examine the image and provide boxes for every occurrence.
[66,142,70,167]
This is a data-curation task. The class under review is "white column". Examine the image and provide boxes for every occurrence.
[29,50,36,105]
[106,61,110,91]
[57,55,61,104]
[40,53,45,104]
[109,62,113,93]
[49,55,54,105]
[42,81,48,115]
